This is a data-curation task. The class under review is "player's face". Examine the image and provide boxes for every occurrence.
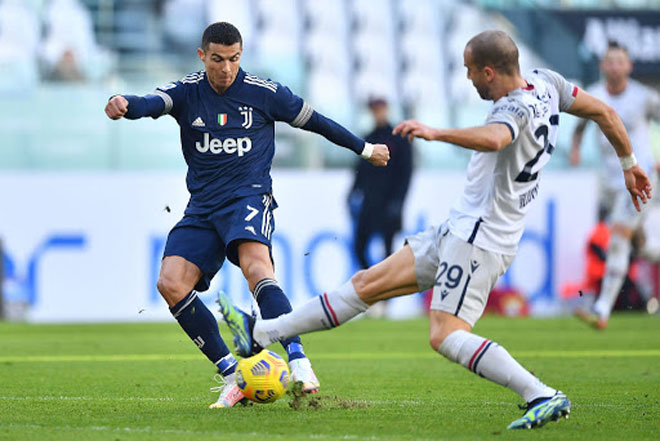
[198,42,242,93]
[600,48,632,84]
[464,48,491,100]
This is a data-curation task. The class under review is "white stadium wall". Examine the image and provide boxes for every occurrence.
[0,170,597,322]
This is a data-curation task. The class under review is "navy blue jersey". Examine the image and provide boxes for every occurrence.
[152,68,313,214]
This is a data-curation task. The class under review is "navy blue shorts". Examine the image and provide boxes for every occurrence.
[163,193,277,291]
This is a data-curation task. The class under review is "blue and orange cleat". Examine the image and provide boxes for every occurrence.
[216,292,262,357]
[507,391,571,429]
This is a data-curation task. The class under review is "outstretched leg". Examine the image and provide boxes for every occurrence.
[256,245,418,346]
[218,245,418,355]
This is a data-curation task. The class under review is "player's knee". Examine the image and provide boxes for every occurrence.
[351,270,373,302]
[606,234,632,276]
[241,261,272,288]
[429,332,446,352]
[156,275,187,301]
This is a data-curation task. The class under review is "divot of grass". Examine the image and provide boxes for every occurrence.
[286,381,370,411]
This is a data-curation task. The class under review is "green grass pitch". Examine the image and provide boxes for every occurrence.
[1,314,659,440]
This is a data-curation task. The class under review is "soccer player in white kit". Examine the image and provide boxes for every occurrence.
[571,42,660,329]
[219,31,652,429]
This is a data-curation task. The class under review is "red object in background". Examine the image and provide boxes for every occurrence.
[484,287,530,317]
[422,287,530,317]
[561,221,638,299]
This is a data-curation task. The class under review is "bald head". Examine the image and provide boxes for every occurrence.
[465,30,520,76]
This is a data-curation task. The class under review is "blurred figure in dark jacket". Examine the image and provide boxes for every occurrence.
[348,98,413,271]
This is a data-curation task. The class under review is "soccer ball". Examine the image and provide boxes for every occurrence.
[236,350,290,403]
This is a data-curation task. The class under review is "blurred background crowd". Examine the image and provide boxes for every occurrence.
[2,0,659,171]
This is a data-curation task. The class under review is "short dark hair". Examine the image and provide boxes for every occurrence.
[201,22,242,50]
[466,30,520,76]
[605,40,629,56]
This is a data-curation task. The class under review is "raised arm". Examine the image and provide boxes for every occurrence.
[567,88,652,210]
[392,120,513,152]
[104,94,166,120]
[300,110,390,166]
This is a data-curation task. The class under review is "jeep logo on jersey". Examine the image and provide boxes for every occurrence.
[218,113,227,126]
[195,132,252,156]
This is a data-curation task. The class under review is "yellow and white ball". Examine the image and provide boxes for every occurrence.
[236,350,290,403]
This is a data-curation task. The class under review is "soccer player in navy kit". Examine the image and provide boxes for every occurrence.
[104,22,389,408]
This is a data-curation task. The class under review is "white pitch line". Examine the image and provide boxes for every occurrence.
[0,422,453,441]
[0,349,659,363]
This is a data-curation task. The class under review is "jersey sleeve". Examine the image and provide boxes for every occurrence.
[153,80,187,119]
[266,83,313,127]
[535,68,578,112]
[485,98,529,142]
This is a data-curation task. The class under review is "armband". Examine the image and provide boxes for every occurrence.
[619,153,637,171]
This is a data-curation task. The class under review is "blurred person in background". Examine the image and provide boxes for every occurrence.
[218,30,652,430]
[570,41,660,329]
[104,22,388,409]
[348,98,413,316]
[40,0,112,81]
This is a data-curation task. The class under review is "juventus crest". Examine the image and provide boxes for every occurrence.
[239,106,253,129]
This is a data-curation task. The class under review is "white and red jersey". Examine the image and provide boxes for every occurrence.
[587,79,660,192]
[448,69,577,255]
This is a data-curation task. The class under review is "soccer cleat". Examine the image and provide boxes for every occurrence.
[507,391,571,430]
[289,358,320,394]
[216,292,262,357]
[209,373,246,409]
[574,308,608,330]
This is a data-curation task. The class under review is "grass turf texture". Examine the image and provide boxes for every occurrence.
[1,314,659,441]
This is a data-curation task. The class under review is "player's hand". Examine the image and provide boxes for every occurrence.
[105,95,129,120]
[393,120,437,143]
[624,165,652,212]
[368,144,390,166]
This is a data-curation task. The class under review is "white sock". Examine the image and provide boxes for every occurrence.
[438,330,556,403]
[254,280,368,347]
[593,234,631,320]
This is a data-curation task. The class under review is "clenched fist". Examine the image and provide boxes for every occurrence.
[105,95,129,120]
[367,144,390,166]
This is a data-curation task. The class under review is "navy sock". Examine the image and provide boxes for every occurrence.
[170,291,237,376]
[253,278,305,360]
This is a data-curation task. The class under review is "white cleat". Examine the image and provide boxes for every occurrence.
[209,373,245,408]
[289,358,320,394]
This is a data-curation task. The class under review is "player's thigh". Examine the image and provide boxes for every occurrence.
[404,224,446,292]
[429,233,513,328]
[162,217,225,294]
[217,194,277,268]
[352,244,419,303]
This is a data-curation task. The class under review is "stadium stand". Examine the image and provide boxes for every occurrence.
[0,0,659,170]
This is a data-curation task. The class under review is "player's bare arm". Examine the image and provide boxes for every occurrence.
[393,120,512,152]
[105,95,129,120]
[567,88,652,210]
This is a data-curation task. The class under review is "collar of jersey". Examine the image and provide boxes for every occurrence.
[204,68,246,97]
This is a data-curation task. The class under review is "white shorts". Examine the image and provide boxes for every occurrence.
[406,223,513,327]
